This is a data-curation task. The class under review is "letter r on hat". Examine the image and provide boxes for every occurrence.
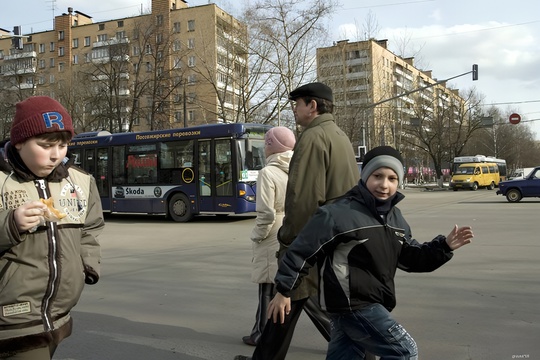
[42,111,65,130]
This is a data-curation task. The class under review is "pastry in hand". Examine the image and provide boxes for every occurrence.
[40,198,67,221]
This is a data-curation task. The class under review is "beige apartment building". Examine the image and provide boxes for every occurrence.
[317,38,465,154]
[0,0,248,135]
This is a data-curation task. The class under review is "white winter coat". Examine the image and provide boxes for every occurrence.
[250,150,292,283]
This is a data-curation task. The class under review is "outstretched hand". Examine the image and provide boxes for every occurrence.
[446,224,473,250]
[267,292,291,324]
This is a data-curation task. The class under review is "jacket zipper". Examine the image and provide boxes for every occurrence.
[36,179,58,332]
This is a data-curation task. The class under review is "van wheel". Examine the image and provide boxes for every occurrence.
[487,182,495,190]
[471,182,478,191]
[506,189,522,203]
[168,193,193,222]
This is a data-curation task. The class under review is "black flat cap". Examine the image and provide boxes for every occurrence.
[289,82,333,102]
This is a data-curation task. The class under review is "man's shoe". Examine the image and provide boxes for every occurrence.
[241,335,258,346]
[234,356,252,360]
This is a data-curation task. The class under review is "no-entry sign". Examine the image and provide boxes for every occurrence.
[509,113,521,124]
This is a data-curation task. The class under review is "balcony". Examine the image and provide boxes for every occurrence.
[93,37,130,49]
[4,51,37,61]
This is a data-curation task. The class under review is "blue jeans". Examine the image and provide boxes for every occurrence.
[327,303,418,360]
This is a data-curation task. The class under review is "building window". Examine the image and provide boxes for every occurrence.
[97,34,107,42]
[173,57,182,69]
[188,38,194,49]
[156,15,163,26]
[39,59,46,69]
[72,38,79,48]
[157,51,163,60]
[118,20,124,27]
[58,62,64,72]
[173,22,181,33]
[84,36,91,46]
[132,29,139,40]
[50,58,55,67]
[99,24,105,31]
[188,56,196,67]
[58,47,65,56]
[174,111,182,122]
[133,63,139,72]
[145,44,152,54]
[72,54,78,64]
[188,110,195,122]
[39,76,45,85]
[39,43,45,53]
[50,42,55,52]
[146,62,152,72]
[58,31,64,40]
[49,74,55,83]
[132,46,140,56]
[187,20,195,32]
[187,74,196,84]
[173,40,181,51]
[156,33,163,44]
[116,31,125,39]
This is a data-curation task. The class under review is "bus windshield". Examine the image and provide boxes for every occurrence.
[238,138,266,181]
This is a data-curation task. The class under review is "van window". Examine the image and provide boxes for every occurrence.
[481,166,488,174]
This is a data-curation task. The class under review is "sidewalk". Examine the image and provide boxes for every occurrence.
[404,182,450,191]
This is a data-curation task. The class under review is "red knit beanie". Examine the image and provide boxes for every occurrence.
[10,96,74,145]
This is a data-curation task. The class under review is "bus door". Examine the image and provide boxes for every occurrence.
[197,138,235,213]
[82,147,110,209]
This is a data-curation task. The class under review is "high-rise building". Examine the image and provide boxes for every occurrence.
[0,0,248,134]
[317,38,465,152]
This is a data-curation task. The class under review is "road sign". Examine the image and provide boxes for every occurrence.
[509,113,521,125]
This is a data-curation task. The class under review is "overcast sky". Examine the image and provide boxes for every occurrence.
[2,0,539,139]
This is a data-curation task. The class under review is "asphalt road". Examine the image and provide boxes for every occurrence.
[54,188,540,360]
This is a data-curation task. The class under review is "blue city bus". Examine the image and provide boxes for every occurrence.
[69,123,271,222]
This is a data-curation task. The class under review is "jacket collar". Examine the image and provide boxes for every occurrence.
[344,180,405,217]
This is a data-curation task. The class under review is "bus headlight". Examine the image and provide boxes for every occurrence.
[246,195,256,202]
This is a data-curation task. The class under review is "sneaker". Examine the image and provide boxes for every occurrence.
[241,335,258,346]
[234,356,252,360]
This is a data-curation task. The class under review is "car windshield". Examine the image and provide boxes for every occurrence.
[457,166,476,175]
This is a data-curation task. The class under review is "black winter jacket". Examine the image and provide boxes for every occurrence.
[275,182,453,313]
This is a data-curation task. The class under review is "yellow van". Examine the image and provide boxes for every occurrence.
[450,162,500,191]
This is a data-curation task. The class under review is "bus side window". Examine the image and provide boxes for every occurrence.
[112,146,126,185]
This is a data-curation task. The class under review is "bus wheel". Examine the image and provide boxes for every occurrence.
[487,182,495,190]
[168,193,193,222]
[506,189,522,203]
[471,182,478,191]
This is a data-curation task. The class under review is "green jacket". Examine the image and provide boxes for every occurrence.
[278,113,359,300]
[0,147,104,356]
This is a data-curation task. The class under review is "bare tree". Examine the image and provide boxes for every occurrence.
[239,0,339,125]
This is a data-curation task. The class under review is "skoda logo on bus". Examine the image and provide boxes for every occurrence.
[509,113,521,125]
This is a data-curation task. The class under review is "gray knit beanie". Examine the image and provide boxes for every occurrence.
[361,146,404,185]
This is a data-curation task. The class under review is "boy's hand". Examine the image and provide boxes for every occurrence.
[267,292,291,324]
[14,201,47,233]
[446,224,473,250]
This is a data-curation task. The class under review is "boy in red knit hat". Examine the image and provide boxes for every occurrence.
[0,96,104,359]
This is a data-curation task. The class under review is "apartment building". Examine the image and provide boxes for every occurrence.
[317,38,464,153]
[0,0,248,135]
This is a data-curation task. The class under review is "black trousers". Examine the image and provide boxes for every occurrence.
[247,283,275,343]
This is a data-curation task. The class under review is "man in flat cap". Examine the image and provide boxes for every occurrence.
[235,82,359,360]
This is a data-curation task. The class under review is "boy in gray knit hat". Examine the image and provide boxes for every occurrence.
[267,145,473,359]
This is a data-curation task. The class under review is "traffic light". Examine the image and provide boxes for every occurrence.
[472,64,478,81]
[12,26,23,50]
